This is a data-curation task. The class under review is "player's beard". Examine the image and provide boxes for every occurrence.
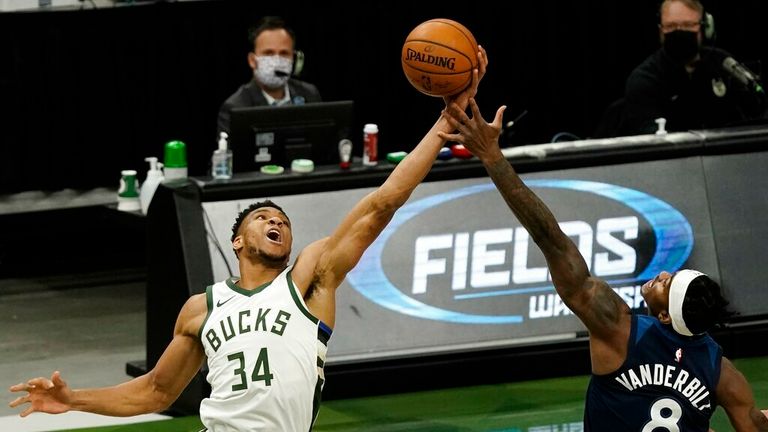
[247,246,289,269]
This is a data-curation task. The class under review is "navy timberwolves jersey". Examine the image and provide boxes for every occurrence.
[585,314,722,431]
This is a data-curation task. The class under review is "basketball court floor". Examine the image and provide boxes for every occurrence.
[1,271,766,432]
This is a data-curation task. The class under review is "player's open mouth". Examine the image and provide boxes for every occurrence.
[267,229,282,244]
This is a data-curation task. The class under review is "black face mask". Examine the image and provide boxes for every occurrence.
[663,30,700,64]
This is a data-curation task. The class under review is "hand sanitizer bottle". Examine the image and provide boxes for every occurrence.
[212,132,233,179]
[140,157,165,215]
[117,170,141,212]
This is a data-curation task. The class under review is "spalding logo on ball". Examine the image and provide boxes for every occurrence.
[401,18,478,97]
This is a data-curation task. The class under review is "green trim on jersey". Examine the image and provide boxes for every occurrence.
[225,276,272,297]
[198,285,215,341]
[311,376,324,430]
[287,270,319,324]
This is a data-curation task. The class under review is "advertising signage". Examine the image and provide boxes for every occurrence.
[201,153,765,363]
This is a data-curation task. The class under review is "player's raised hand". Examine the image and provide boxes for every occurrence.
[444,46,488,111]
[438,98,506,163]
[9,371,73,417]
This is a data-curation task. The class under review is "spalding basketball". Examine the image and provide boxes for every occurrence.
[401,18,478,97]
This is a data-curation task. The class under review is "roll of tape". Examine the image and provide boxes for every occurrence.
[386,151,408,164]
[291,159,315,173]
[260,165,285,175]
[437,147,453,160]
[451,144,473,159]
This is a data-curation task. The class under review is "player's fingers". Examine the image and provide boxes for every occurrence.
[437,132,464,144]
[449,102,472,125]
[440,112,464,134]
[443,105,468,129]
[20,405,35,417]
[8,395,29,408]
[441,110,461,130]
[469,66,480,91]
[468,98,485,123]
[27,378,53,390]
[51,371,65,388]
[9,383,28,393]
[492,106,507,129]
[478,46,488,72]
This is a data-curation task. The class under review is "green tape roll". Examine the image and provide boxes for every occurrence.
[291,159,315,173]
[260,165,285,175]
[386,151,408,164]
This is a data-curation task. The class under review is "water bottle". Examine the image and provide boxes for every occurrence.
[363,123,378,166]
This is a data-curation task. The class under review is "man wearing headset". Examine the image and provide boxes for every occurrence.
[620,0,766,135]
[217,16,321,135]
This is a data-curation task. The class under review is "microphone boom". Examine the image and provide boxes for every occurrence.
[722,57,764,94]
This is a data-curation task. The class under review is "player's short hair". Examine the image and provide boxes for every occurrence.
[681,274,731,334]
[231,200,288,243]
[248,16,296,51]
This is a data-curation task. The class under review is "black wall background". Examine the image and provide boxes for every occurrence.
[1,0,766,194]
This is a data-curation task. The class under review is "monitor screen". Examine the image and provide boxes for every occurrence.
[229,100,354,172]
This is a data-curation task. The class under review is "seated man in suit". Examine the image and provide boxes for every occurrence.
[217,16,321,134]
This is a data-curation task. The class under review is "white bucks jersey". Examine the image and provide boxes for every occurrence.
[199,266,332,432]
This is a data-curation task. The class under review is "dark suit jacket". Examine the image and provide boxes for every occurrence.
[620,46,767,135]
[217,79,322,134]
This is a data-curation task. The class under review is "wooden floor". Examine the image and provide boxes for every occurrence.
[0,270,148,426]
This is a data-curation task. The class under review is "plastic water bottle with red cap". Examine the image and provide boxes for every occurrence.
[363,123,378,166]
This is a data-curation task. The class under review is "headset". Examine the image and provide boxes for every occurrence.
[657,0,716,42]
[293,50,305,77]
[700,10,716,42]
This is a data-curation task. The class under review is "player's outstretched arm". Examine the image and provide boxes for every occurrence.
[438,99,631,342]
[718,357,768,431]
[9,295,206,417]
[297,49,489,290]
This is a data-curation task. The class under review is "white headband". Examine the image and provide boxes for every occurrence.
[668,269,706,336]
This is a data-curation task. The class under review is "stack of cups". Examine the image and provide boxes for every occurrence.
[164,140,188,181]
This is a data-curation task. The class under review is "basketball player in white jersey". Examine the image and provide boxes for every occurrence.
[9,50,489,431]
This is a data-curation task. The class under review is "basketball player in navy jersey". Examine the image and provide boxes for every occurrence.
[438,98,768,431]
[8,51,491,432]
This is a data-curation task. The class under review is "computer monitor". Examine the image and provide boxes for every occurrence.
[229,100,354,172]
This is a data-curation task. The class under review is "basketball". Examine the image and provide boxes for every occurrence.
[401,19,478,97]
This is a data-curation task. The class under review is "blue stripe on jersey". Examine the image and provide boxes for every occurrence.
[318,321,332,346]
[319,320,333,337]
[708,343,720,370]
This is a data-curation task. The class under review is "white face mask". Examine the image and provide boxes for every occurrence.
[253,55,293,89]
